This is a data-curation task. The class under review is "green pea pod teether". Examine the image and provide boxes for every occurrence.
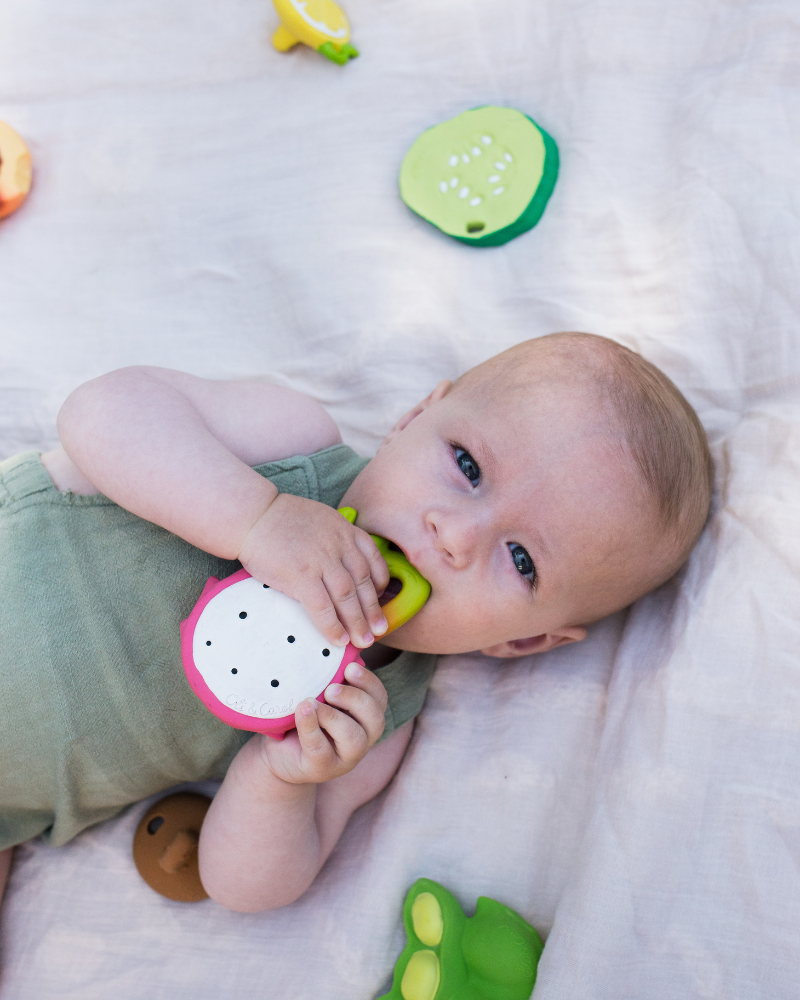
[378,879,543,1000]
[338,507,431,633]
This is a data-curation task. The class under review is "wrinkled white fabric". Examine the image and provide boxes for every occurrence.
[1,0,799,996]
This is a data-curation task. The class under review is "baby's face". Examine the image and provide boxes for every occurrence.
[341,377,658,656]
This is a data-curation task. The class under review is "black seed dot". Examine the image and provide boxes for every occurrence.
[239,611,247,619]
[206,640,212,646]
[147,816,164,835]
[231,668,238,675]
[263,584,269,589]
[287,635,295,643]
[271,679,279,687]
[322,648,330,657]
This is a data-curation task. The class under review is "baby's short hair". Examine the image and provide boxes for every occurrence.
[456,332,714,576]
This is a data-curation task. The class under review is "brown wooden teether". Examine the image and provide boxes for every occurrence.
[133,792,211,902]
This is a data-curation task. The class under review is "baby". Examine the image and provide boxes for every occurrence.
[0,332,712,917]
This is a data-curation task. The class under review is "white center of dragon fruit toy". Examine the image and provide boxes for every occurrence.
[192,577,346,719]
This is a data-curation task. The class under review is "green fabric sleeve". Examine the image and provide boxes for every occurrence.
[252,443,370,508]
[374,650,438,741]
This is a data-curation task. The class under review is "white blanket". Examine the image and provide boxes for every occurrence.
[2,0,799,995]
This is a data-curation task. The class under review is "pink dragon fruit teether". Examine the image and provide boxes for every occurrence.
[180,508,431,740]
[180,569,361,740]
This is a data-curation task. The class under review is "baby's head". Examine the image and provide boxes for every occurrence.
[342,332,713,656]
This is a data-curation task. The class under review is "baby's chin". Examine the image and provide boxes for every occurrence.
[377,617,483,656]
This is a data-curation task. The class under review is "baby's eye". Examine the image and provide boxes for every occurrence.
[454,447,480,485]
[508,543,536,584]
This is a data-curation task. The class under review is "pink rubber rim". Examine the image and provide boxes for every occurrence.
[180,569,362,739]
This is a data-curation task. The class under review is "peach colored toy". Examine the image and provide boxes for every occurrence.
[0,122,32,221]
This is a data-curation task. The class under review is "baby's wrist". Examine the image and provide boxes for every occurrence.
[237,485,280,565]
[244,736,316,795]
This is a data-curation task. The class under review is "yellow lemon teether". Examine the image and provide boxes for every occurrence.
[271,0,358,64]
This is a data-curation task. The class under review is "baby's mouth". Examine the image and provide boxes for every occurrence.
[379,577,403,607]
[379,540,405,606]
[371,534,431,631]
[377,538,418,606]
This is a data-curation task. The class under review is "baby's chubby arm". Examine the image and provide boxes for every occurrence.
[54,367,389,647]
[199,661,412,911]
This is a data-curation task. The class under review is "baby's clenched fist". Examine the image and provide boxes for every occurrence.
[238,493,390,648]
[260,661,388,785]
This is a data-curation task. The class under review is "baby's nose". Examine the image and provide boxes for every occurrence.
[427,511,478,569]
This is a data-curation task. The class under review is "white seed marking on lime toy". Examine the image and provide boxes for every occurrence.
[504,153,513,162]
[439,181,448,193]
[494,162,506,171]
[449,178,458,189]
[481,135,492,144]
[458,187,469,198]
[493,186,505,195]
[461,154,470,163]
[471,146,481,156]
[488,175,500,184]
[448,155,459,167]
[469,196,482,206]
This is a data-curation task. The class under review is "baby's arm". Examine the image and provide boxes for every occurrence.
[199,662,412,911]
[52,367,389,647]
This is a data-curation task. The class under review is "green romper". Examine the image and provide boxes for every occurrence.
[0,444,436,851]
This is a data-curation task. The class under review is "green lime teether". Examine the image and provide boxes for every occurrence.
[338,507,431,633]
[399,106,559,247]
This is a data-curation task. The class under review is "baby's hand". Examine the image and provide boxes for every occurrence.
[238,493,389,648]
[260,661,388,785]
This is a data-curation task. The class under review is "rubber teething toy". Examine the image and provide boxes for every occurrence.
[378,878,544,1000]
[399,107,558,247]
[338,507,431,635]
[180,507,430,739]
[271,0,358,65]
[0,122,32,221]
[133,792,211,902]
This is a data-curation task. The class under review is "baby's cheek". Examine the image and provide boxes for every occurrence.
[379,598,463,654]
[422,593,525,655]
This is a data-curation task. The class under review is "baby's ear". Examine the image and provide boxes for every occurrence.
[480,627,587,658]
[378,380,452,450]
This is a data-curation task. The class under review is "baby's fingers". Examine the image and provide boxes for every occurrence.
[342,546,389,640]
[295,581,350,648]
[324,665,386,747]
[323,565,377,649]
[313,699,370,769]
[354,529,391,593]
[294,700,337,776]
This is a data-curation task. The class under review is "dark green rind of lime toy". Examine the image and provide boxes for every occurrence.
[377,878,544,1000]
[399,107,559,248]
